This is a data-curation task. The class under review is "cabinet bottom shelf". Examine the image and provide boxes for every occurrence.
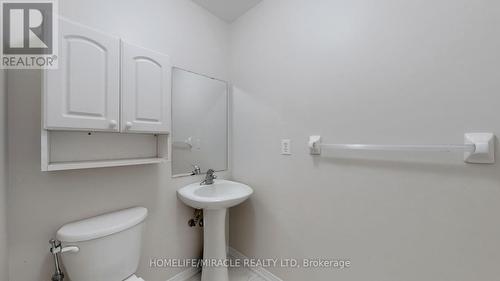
[47,157,166,171]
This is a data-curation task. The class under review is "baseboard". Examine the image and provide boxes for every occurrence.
[166,266,201,281]
[228,247,283,281]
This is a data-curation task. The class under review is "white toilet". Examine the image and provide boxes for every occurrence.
[56,207,148,281]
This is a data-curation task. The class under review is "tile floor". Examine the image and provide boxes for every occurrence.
[187,266,264,281]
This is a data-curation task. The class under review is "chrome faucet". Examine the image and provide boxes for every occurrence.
[200,169,217,185]
[191,165,201,175]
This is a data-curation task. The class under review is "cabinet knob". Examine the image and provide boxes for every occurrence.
[126,122,133,129]
[109,120,117,127]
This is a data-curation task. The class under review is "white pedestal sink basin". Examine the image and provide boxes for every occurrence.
[177,180,253,281]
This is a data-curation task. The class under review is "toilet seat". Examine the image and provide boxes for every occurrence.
[124,274,145,281]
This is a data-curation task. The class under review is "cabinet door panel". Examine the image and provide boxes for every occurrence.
[44,19,120,131]
[121,42,171,134]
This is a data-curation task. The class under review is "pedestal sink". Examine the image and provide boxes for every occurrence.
[177,180,253,281]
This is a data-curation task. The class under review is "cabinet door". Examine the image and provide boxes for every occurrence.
[44,19,120,131]
[121,41,171,134]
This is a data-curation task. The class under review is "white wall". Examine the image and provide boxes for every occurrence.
[229,1,500,281]
[0,70,8,281]
[6,1,230,281]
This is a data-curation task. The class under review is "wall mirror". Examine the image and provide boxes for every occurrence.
[171,68,228,177]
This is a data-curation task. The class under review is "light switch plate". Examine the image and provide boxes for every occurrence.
[281,139,291,155]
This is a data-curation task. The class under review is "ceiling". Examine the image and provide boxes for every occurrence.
[192,0,262,22]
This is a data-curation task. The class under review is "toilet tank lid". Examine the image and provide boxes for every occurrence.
[56,207,148,243]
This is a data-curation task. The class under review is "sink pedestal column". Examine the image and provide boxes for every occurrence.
[201,208,229,281]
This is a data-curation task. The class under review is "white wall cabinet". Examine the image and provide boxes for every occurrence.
[42,19,172,171]
[44,19,171,134]
[121,42,171,133]
[44,19,121,132]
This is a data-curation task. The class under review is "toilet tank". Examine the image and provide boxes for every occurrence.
[56,207,148,281]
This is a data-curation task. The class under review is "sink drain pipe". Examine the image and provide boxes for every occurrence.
[188,209,203,227]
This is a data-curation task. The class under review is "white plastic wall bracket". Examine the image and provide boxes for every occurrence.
[464,133,495,164]
[309,135,322,155]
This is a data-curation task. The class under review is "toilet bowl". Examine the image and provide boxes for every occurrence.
[56,207,148,281]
